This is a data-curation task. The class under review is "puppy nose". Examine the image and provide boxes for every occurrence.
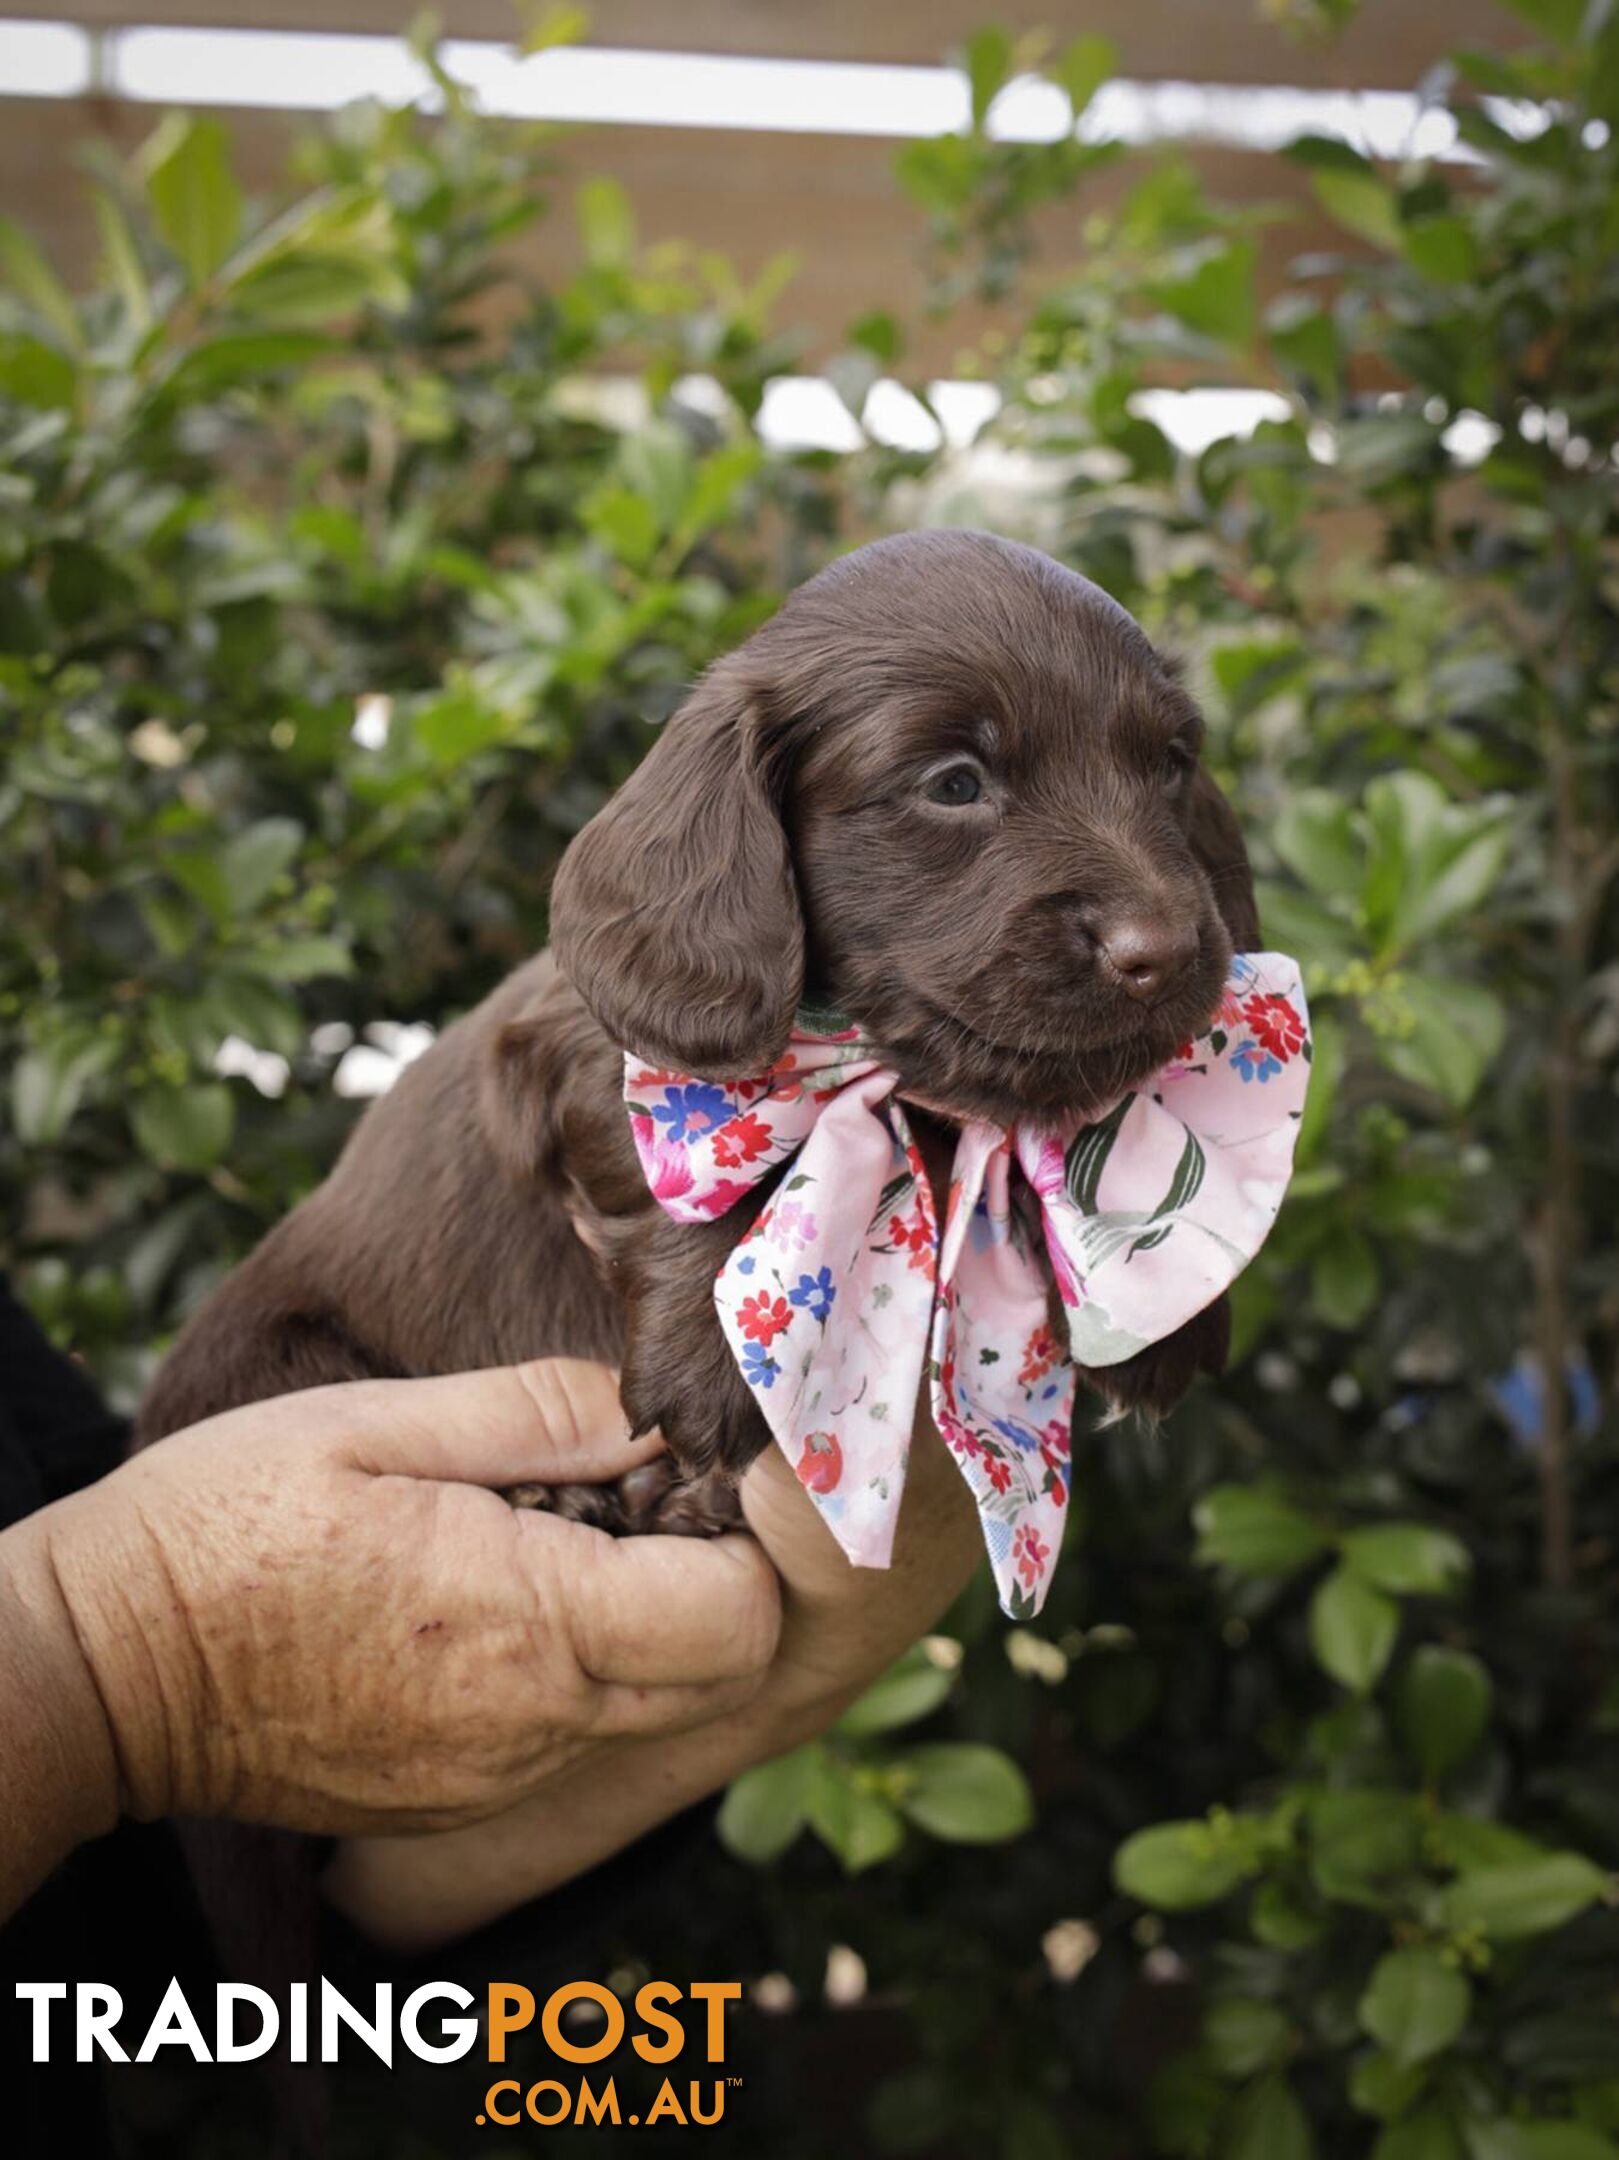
[1099,917,1198,1003]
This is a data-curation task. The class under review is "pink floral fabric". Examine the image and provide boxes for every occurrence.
[624,952,1311,1617]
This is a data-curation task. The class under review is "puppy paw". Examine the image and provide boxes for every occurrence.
[1081,1294,1231,1421]
[504,1460,743,1538]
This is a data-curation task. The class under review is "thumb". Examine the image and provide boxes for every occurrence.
[324,1359,663,1489]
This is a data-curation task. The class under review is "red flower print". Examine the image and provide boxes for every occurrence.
[939,1409,980,1461]
[737,1292,792,1346]
[888,1206,936,1275]
[1014,1524,1052,1587]
[1215,988,1245,1030]
[1019,1323,1059,1386]
[1241,992,1306,1061]
[712,1111,772,1167]
[796,1431,843,1493]
[986,1457,1013,1495]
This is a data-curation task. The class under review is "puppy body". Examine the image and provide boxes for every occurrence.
[140,957,605,1432]
[139,531,1260,1499]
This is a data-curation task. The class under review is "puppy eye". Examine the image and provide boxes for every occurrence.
[926,764,985,807]
[1161,744,1194,792]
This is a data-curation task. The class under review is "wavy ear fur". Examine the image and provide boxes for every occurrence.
[1187,762,1261,950]
[549,663,804,1077]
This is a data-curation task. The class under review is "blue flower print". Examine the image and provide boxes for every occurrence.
[737,1255,756,1275]
[652,1081,733,1145]
[788,1267,837,1322]
[742,1340,780,1389]
[968,1191,1002,1255]
[1230,1038,1282,1085]
[991,1414,1043,1454]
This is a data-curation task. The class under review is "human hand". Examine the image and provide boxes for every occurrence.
[29,1360,781,1838]
[324,1393,982,1948]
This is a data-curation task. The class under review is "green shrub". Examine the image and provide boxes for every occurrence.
[2,7,1615,2155]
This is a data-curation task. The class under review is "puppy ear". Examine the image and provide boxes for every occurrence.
[1187,763,1261,950]
[549,665,804,1076]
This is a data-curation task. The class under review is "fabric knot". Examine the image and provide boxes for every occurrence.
[623,952,1311,1616]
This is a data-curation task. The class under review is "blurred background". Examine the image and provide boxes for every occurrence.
[2,2,1618,2155]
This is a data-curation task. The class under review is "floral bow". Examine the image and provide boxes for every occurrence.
[624,953,1310,1617]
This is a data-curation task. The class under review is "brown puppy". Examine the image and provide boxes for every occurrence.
[138,530,1259,1529]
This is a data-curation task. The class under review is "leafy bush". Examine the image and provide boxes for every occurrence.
[3,6,1617,2157]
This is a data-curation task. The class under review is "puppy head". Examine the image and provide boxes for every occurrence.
[551,529,1257,1124]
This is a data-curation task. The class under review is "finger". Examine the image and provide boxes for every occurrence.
[531,1524,782,1690]
[331,1360,664,1488]
[591,1670,772,1739]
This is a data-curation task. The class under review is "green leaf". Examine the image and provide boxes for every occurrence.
[1431,1815,1546,1872]
[1203,1997,1293,2079]
[1193,1485,1329,1577]
[1250,1880,1327,1951]
[516,0,589,53]
[1296,1012,1346,1167]
[1308,1790,1422,1908]
[1335,413,1441,482]
[1223,2072,1314,2160]
[1115,1817,1265,1909]
[1359,1948,1472,2068]
[218,818,304,915]
[1341,1525,1472,1597]
[1310,1565,1400,1693]
[230,256,401,327]
[1373,2108,1466,2160]
[1149,239,1257,348]
[1490,0,1585,43]
[243,937,353,983]
[962,26,1015,130]
[1273,787,1363,902]
[1403,215,1480,286]
[894,1743,1032,1843]
[716,1744,818,1864]
[577,176,636,269]
[838,1643,955,1736]
[1361,773,1512,953]
[1397,1647,1492,1780]
[1377,976,1506,1111]
[0,329,77,408]
[1437,1855,1610,1942]
[131,1082,236,1172]
[848,309,902,363]
[1351,2051,1432,2123]
[1310,168,1404,252]
[12,1036,119,1145]
[415,691,513,766]
[1211,636,1308,721]
[806,1755,907,1873]
[162,331,333,396]
[1048,32,1115,118]
[142,114,243,286]
[0,217,83,351]
[91,188,153,330]
[1312,1230,1379,1330]
[1467,2122,1619,2160]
